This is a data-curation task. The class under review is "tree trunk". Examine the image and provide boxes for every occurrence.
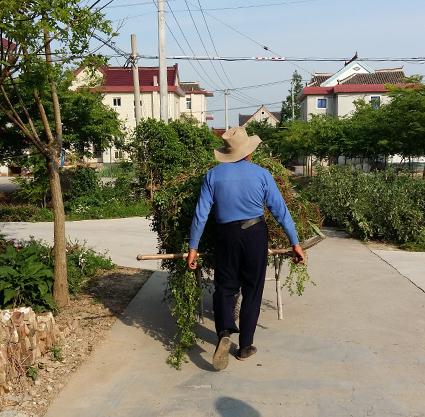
[47,156,69,308]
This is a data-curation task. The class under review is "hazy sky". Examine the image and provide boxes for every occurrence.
[100,0,425,127]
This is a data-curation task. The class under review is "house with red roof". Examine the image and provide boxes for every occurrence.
[72,64,213,164]
[298,60,425,171]
[73,64,212,128]
[299,60,407,120]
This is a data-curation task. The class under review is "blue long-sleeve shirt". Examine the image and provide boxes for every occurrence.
[189,160,299,249]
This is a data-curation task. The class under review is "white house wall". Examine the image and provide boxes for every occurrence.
[321,61,373,87]
[336,93,391,117]
[0,165,8,176]
[249,111,279,126]
[180,93,206,123]
[104,91,184,129]
[304,95,335,120]
[303,93,390,119]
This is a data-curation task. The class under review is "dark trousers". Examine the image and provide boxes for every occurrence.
[213,219,268,348]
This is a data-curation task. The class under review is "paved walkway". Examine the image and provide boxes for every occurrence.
[372,250,425,292]
[1,219,425,415]
[0,177,18,194]
[0,218,159,270]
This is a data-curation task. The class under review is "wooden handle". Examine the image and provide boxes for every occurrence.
[136,234,325,261]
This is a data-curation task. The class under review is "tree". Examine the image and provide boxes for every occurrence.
[280,71,303,123]
[385,85,425,165]
[0,0,113,307]
[1,80,124,164]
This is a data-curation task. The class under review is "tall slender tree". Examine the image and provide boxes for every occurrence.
[280,70,304,123]
[0,0,113,307]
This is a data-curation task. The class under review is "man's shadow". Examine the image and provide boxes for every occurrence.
[118,272,221,371]
[215,397,261,417]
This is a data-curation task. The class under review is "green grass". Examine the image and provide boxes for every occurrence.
[401,241,425,251]
[66,200,150,220]
[0,201,150,222]
[97,163,130,178]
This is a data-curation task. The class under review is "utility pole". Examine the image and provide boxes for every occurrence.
[224,89,229,130]
[158,0,168,123]
[131,34,142,125]
[291,80,295,120]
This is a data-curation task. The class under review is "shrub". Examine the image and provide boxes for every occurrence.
[4,162,149,222]
[65,242,114,294]
[63,166,100,201]
[0,242,55,312]
[306,166,425,246]
[0,239,114,311]
[0,204,53,222]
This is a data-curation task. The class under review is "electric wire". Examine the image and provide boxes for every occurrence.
[193,0,264,105]
[183,0,228,89]
[164,0,224,91]
[105,0,319,10]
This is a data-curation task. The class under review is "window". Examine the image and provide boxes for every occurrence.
[317,98,327,109]
[186,97,192,110]
[370,96,381,109]
[114,150,123,159]
[113,97,121,107]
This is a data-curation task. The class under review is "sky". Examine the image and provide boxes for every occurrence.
[98,0,425,127]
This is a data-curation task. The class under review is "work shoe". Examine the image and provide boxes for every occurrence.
[236,345,257,361]
[212,331,231,371]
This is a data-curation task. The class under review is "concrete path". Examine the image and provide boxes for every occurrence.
[1,219,423,290]
[372,250,425,292]
[0,218,160,270]
[42,233,425,417]
[0,177,18,194]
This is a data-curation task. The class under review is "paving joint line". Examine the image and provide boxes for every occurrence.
[365,244,425,294]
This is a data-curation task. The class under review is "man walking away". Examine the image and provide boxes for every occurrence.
[187,126,304,371]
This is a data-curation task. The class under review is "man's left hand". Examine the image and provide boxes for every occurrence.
[187,248,198,270]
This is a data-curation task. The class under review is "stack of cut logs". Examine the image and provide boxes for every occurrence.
[0,307,58,394]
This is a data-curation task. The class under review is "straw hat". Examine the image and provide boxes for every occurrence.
[214,127,262,163]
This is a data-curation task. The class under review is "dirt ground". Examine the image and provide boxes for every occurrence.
[0,267,152,417]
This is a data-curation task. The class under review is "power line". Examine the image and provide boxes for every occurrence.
[150,0,225,95]
[195,0,263,103]
[192,0,262,105]
[106,0,176,7]
[186,0,320,11]
[105,0,319,10]
[164,1,223,90]
[183,0,227,89]
[213,79,304,92]
[190,101,283,114]
[137,54,425,63]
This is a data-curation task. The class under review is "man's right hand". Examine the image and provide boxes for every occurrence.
[292,244,305,264]
[187,249,198,270]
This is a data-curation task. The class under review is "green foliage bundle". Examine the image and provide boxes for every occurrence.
[284,263,315,296]
[136,119,321,368]
[129,118,220,198]
[306,166,425,248]
[0,238,114,311]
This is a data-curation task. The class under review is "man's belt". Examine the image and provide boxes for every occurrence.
[241,216,264,230]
